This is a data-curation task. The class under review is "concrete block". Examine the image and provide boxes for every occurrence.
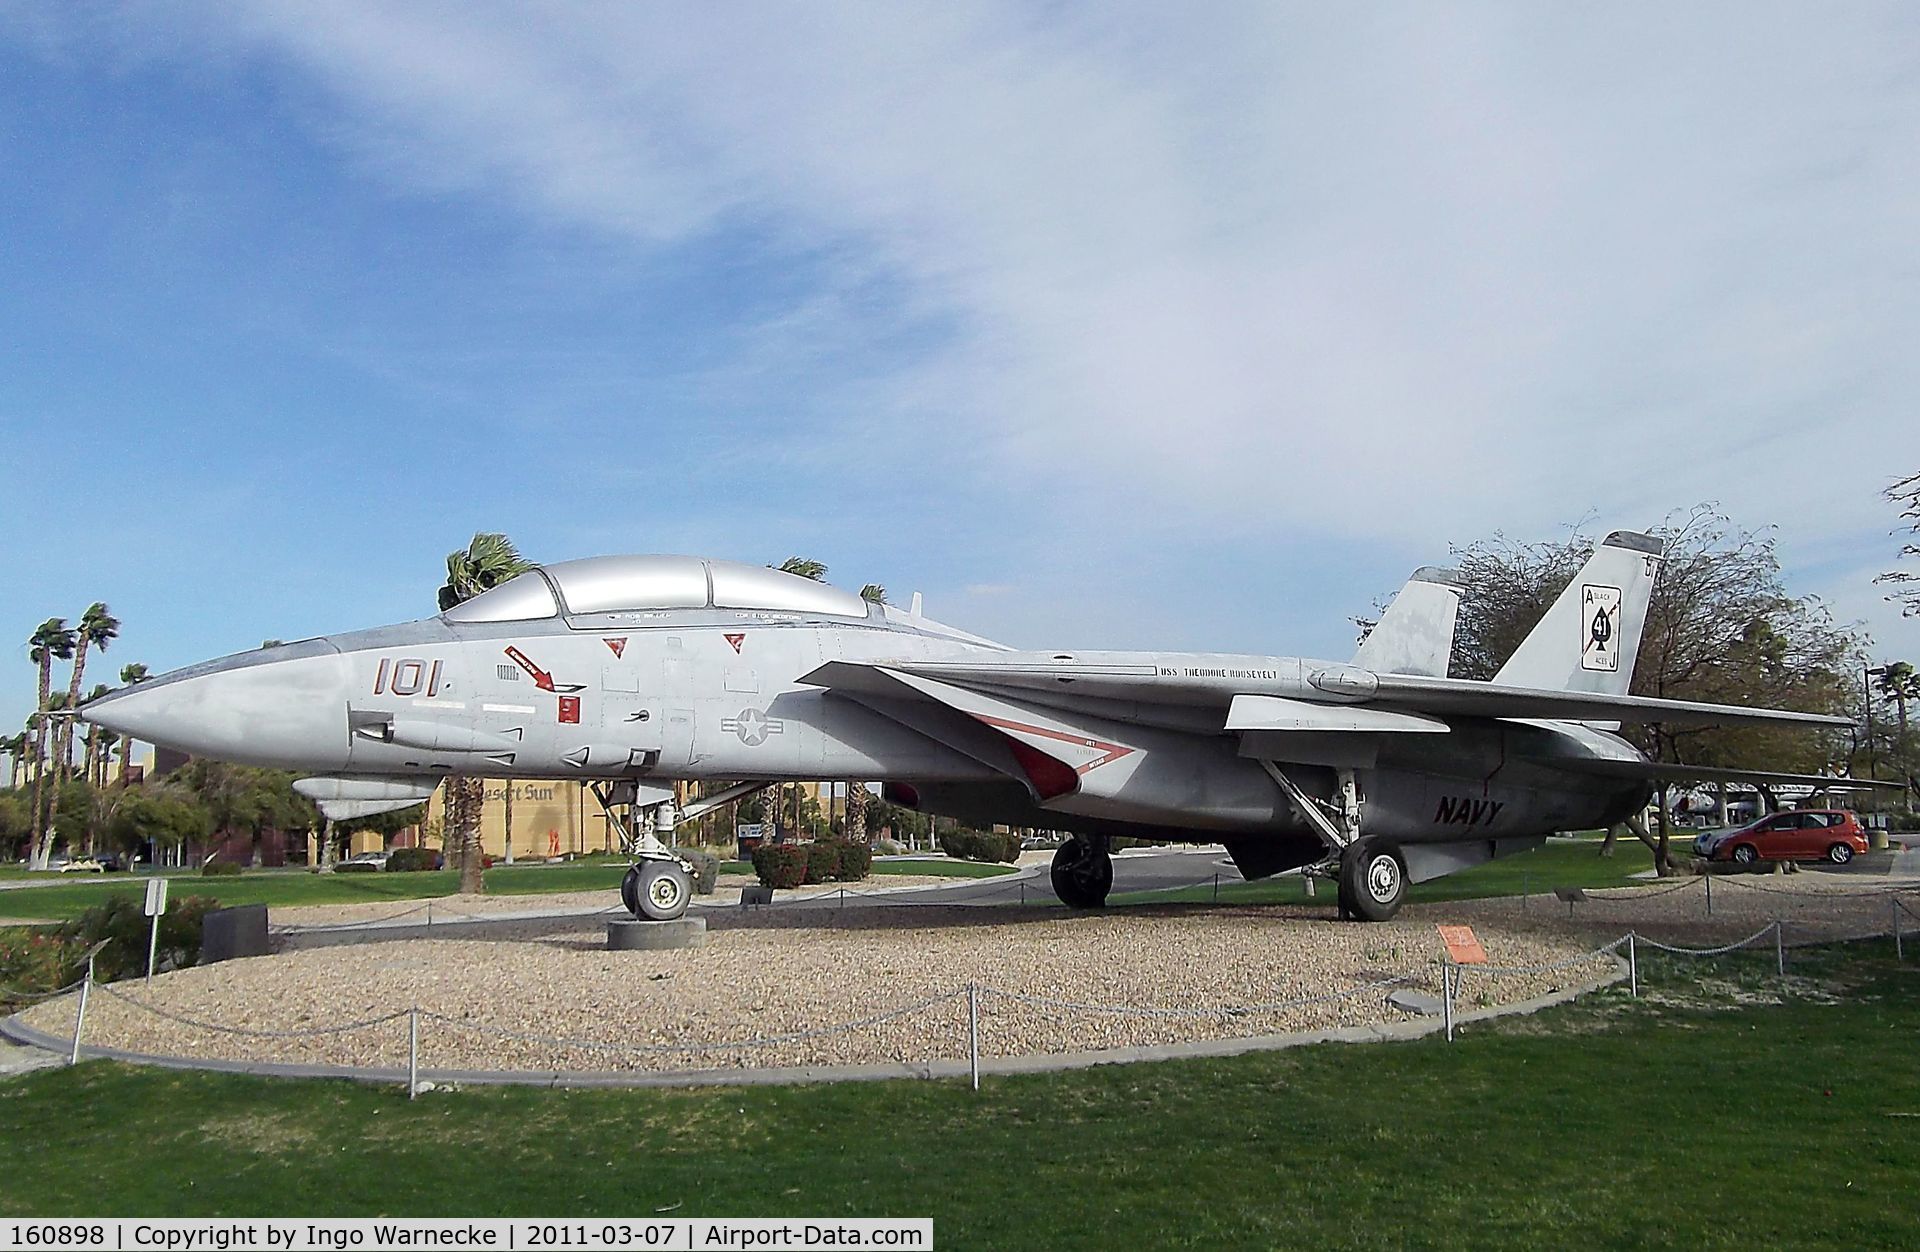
[608,917,708,950]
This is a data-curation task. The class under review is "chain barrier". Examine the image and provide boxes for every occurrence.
[1705,874,1920,901]
[981,974,1417,1020]
[92,981,411,1039]
[1454,936,1629,978]
[1616,924,1779,958]
[0,974,89,1004]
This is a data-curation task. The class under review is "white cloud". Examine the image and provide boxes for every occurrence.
[34,3,1920,589]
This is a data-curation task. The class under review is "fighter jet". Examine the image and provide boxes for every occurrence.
[80,532,1858,922]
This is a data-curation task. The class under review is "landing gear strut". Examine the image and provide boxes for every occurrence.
[1051,835,1113,909]
[1259,759,1407,922]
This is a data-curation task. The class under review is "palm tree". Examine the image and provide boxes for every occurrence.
[57,604,117,780]
[26,618,75,869]
[46,603,117,858]
[1880,661,1919,737]
[1,731,25,790]
[438,533,533,611]
[439,533,533,893]
[844,582,889,845]
[115,663,149,785]
[767,558,830,838]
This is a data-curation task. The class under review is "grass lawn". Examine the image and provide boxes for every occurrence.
[1115,833,1660,907]
[0,857,1019,921]
[2,939,1915,1247]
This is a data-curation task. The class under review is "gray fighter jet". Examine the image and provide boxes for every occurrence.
[80,532,1856,922]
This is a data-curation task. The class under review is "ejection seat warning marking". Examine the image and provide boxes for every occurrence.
[604,637,627,657]
[1581,583,1622,672]
[1437,925,1487,964]
[724,632,746,653]
[504,646,586,693]
[557,695,581,724]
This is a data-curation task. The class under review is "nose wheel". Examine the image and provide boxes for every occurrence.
[1051,836,1113,909]
[622,860,692,921]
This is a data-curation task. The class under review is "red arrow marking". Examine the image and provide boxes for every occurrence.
[504,646,556,692]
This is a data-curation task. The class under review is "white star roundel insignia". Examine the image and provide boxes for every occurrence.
[721,708,784,746]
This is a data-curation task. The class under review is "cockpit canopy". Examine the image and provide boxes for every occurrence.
[441,555,871,624]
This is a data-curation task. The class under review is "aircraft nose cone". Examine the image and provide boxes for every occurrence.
[81,640,351,771]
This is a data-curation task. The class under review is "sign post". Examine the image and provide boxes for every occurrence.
[144,877,169,985]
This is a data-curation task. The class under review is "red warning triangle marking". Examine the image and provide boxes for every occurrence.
[724,633,745,653]
[603,637,627,658]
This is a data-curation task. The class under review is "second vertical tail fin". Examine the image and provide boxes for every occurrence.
[1493,530,1663,695]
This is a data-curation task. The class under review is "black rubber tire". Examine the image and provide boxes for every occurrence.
[1827,843,1854,865]
[629,861,692,921]
[1339,840,1407,922]
[1731,844,1759,866]
[621,864,643,917]
[1051,837,1113,909]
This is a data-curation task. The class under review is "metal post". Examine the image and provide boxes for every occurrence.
[839,886,845,908]
[967,985,980,1092]
[1442,962,1455,1042]
[1019,880,1025,905]
[1628,932,1638,998]
[1213,873,1219,902]
[1896,896,1905,962]
[1775,920,1786,976]
[1705,871,1713,916]
[146,912,160,986]
[69,964,93,1067]
[426,901,432,927]
[408,1009,419,1100]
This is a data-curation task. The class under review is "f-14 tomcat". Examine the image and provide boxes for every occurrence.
[81,531,1854,923]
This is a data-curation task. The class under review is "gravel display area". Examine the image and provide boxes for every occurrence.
[22,871,1910,1080]
[19,902,1612,1076]
[267,876,971,928]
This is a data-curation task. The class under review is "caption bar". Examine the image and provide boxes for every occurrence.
[0,1220,933,1251]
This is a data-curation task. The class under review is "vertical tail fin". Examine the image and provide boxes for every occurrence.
[1354,566,1465,677]
[1493,530,1663,695]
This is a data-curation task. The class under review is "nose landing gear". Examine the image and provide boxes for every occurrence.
[595,778,772,922]
[1051,835,1113,909]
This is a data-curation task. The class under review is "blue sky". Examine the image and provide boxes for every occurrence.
[3,2,1918,737]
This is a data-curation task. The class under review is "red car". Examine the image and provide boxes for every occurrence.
[1694,809,1870,867]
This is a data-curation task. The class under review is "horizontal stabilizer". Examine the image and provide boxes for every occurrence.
[1370,673,1852,730]
[1226,695,1448,734]
[1540,757,1903,792]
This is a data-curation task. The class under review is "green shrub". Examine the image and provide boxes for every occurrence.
[56,893,217,982]
[673,847,719,895]
[1889,812,1920,832]
[939,828,1020,863]
[200,860,242,877]
[751,844,808,889]
[386,847,439,872]
[833,839,873,881]
[0,927,84,1005]
[804,841,840,884]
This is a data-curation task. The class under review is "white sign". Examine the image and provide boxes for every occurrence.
[737,823,766,841]
[142,876,169,918]
[1580,583,1623,673]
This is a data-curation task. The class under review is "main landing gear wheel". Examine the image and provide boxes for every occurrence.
[623,861,692,921]
[1051,837,1113,909]
[1338,839,1407,922]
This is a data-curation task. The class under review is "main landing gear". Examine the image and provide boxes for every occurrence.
[1336,838,1407,923]
[1051,835,1113,909]
[1258,759,1408,923]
